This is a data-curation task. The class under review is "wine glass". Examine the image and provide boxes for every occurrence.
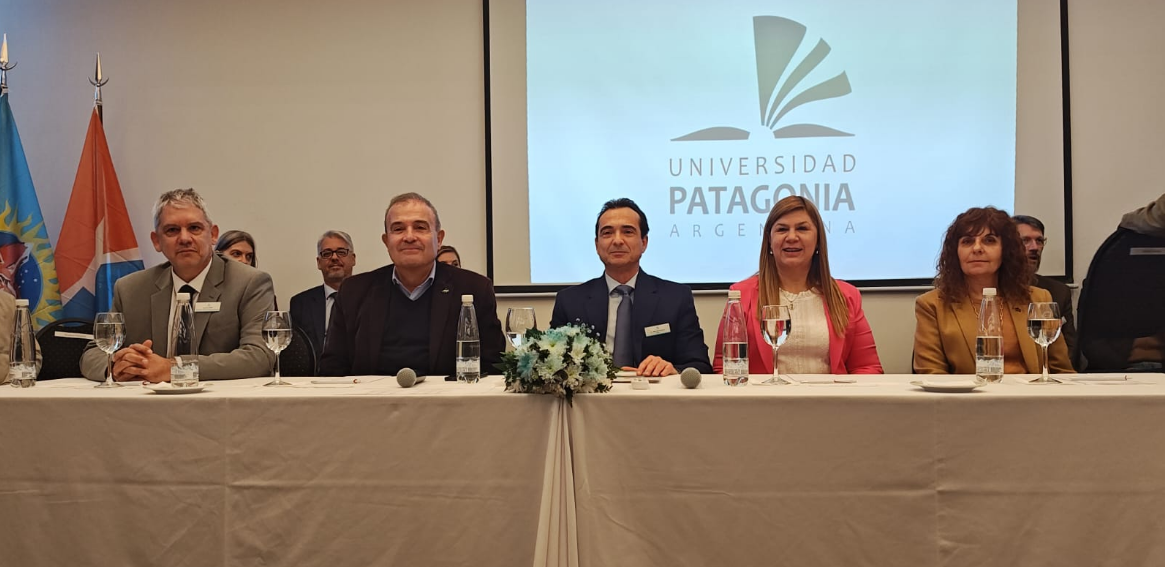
[1027,302,1062,383]
[93,312,126,389]
[505,307,537,348]
[263,311,293,386]
[760,305,792,385]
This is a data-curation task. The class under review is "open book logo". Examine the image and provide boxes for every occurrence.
[673,16,853,141]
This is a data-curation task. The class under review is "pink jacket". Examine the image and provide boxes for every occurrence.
[713,276,883,374]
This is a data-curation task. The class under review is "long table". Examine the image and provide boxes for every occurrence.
[3,374,1164,567]
[0,377,571,567]
[571,374,1165,567]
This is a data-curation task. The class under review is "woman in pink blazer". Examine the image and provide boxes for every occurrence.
[713,196,883,375]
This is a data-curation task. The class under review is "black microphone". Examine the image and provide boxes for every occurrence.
[396,368,423,388]
[680,367,701,389]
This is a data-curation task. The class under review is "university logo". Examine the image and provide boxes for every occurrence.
[674,16,853,141]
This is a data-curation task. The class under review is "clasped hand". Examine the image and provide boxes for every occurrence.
[111,339,173,383]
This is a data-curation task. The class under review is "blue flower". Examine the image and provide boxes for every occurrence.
[517,349,538,376]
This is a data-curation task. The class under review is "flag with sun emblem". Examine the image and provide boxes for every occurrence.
[0,92,62,328]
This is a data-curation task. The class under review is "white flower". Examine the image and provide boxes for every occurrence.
[569,342,587,363]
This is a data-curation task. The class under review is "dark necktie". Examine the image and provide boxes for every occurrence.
[324,293,335,340]
[612,285,634,368]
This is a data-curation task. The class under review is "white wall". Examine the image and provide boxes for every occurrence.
[1,0,1162,373]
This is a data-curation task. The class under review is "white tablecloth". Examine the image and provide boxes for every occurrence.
[570,373,1165,567]
[0,376,570,567]
[5,373,1164,567]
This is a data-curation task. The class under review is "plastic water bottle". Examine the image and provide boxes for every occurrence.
[9,298,37,388]
[720,289,748,386]
[976,287,1003,384]
[170,292,199,387]
[456,294,481,383]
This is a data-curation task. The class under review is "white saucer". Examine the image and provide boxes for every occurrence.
[910,380,981,393]
[144,383,208,394]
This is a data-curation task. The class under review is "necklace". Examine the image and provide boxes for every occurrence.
[971,299,1007,319]
[779,288,815,309]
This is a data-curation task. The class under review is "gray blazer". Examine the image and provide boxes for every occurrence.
[80,255,277,381]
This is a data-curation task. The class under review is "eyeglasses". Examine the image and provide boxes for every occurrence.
[319,248,351,259]
[1021,237,1048,247]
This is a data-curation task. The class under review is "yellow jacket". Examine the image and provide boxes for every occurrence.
[913,286,1074,374]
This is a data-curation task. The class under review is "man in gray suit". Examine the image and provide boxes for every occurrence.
[81,188,276,382]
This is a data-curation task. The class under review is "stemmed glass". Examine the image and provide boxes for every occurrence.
[263,311,293,386]
[1027,302,1063,383]
[93,312,126,389]
[505,307,537,348]
[760,305,792,385]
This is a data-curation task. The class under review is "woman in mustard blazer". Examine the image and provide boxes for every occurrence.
[914,207,1073,374]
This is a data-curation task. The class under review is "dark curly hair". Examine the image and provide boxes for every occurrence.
[934,206,1031,305]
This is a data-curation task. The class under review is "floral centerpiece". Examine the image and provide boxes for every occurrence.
[499,324,614,403]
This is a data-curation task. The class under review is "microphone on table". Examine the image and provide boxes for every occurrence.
[680,367,701,389]
[396,368,425,388]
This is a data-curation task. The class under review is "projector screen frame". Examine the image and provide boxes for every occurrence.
[483,0,1074,294]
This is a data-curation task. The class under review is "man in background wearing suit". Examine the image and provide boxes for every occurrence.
[319,192,505,377]
[80,188,276,382]
[289,230,357,362]
[1013,215,1077,360]
[550,198,712,376]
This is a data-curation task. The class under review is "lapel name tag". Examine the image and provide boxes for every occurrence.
[194,302,221,313]
[644,323,671,337]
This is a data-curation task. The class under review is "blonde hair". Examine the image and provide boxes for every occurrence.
[757,196,849,336]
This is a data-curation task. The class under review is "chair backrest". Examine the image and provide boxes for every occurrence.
[35,318,95,380]
[279,325,317,377]
[1076,228,1165,371]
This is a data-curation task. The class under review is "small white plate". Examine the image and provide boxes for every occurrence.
[144,383,207,395]
[615,370,638,378]
[910,380,982,393]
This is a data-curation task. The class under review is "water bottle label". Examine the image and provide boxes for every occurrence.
[976,357,1003,376]
[171,362,199,387]
[9,363,35,384]
[723,359,748,375]
[457,359,480,374]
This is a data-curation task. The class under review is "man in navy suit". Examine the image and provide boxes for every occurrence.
[550,198,712,376]
[319,193,505,377]
[289,230,357,363]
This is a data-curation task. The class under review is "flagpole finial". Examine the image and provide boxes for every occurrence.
[88,52,108,108]
[0,34,18,95]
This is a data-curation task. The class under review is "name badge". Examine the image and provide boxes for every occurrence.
[194,302,221,313]
[644,323,671,337]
